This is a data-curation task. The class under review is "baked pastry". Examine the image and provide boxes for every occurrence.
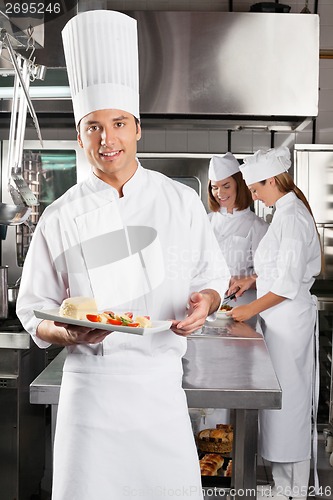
[197,424,233,453]
[199,453,224,476]
[225,459,232,477]
[59,296,97,320]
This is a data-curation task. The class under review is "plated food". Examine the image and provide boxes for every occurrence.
[59,296,152,328]
[34,296,170,335]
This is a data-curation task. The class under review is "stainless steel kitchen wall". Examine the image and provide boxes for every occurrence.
[134,11,319,122]
[0,11,320,131]
[294,144,333,279]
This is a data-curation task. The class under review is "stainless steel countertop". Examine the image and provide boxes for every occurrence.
[0,330,30,349]
[30,320,282,410]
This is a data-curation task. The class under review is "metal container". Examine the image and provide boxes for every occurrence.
[8,283,19,317]
[0,265,8,318]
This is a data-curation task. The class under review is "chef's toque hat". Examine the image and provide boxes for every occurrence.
[62,10,139,127]
[240,146,291,185]
[208,153,240,181]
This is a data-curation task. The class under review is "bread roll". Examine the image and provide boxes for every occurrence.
[197,424,233,453]
[199,453,224,476]
[197,426,233,441]
[59,296,97,320]
[225,459,232,477]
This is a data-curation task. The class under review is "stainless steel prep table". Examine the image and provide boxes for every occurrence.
[30,321,282,499]
[0,329,46,500]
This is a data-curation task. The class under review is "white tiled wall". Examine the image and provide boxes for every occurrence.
[79,0,333,154]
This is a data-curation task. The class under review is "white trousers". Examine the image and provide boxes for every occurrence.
[271,460,311,498]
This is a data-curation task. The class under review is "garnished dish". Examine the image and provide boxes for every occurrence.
[34,296,170,335]
[85,311,152,329]
[59,296,152,328]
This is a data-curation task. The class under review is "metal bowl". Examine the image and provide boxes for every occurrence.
[8,285,19,316]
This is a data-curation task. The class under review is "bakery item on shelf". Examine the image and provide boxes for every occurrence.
[199,453,224,476]
[225,459,232,477]
[59,296,97,320]
[197,424,233,453]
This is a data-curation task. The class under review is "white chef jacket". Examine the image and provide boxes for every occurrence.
[254,191,321,463]
[208,206,268,277]
[208,206,268,311]
[17,162,230,500]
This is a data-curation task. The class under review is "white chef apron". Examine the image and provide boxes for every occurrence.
[51,202,204,500]
[52,352,203,500]
[258,289,317,464]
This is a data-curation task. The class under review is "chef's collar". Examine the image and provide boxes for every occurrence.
[122,160,145,197]
[219,207,250,217]
[87,171,119,200]
[275,190,296,208]
[87,159,143,199]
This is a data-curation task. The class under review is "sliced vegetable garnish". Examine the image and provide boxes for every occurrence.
[85,310,152,328]
[106,318,122,325]
[86,314,102,322]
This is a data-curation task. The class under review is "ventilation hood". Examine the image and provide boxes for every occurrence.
[0,11,320,131]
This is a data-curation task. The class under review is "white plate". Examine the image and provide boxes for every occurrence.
[34,309,172,336]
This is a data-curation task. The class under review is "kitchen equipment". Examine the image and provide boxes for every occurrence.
[0,29,44,226]
[250,2,291,12]
[294,145,333,426]
[0,203,31,225]
[1,140,90,284]
[0,332,46,500]
[6,45,39,207]
[301,0,311,14]
[0,12,319,131]
[1,29,43,145]
[0,59,32,223]
[0,266,8,319]
[222,292,237,306]
[8,277,20,318]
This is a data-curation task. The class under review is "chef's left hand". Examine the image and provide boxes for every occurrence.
[171,292,212,336]
[229,304,256,322]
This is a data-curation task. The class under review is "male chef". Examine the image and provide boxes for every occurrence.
[17,10,230,500]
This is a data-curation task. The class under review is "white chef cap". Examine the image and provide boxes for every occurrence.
[62,10,140,127]
[208,153,240,181]
[240,147,291,185]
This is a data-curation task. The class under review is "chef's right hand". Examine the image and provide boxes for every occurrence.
[227,275,257,298]
[37,319,109,345]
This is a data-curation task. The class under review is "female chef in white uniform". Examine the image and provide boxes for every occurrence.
[208,153,268,306]
[228,147,321,499]
[203,153,269,429]
[17,11,230,500]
